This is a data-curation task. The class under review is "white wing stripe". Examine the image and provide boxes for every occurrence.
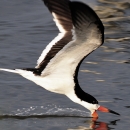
[36,32,65,67]
[52,12,67,33]
[36,12,67,67]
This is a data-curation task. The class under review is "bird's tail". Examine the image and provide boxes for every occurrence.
[0,68,37,84]
[0,68,32,75]
[0,68,34,77]
[0,68,19,73]
[0,67,35,81]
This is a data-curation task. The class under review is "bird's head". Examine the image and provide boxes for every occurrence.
[72,85,120,118]
[80,95,120,118]
[91,105,120,118]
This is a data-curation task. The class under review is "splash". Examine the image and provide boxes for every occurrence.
[9,104,90,118]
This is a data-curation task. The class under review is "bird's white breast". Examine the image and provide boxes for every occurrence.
[16,69,75,95]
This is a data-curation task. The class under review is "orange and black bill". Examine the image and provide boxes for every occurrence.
[98,106,120,115]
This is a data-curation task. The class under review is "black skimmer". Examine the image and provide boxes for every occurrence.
[0,0,120,118]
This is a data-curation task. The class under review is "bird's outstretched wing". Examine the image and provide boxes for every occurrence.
[35,0,104,77]
[36,0,73,73]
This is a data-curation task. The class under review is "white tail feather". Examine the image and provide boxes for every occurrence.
[0,68,19,73]
[0,68,35,80]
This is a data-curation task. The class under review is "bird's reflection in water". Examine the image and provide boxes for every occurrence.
[68,118,119,130]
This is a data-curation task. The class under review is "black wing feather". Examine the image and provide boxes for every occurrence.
[69,1,104,44]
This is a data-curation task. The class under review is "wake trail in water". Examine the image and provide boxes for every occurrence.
[0,105,90,119]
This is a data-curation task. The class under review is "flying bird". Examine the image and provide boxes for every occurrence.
[0,0,120,118]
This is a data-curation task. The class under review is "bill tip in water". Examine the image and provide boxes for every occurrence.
[109,109,120,116]
[98,106,120,116]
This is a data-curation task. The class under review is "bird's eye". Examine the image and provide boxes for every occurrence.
[93,101,95,104]
[93,100,98,104]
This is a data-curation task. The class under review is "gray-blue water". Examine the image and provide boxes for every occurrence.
[0,0,130,129]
